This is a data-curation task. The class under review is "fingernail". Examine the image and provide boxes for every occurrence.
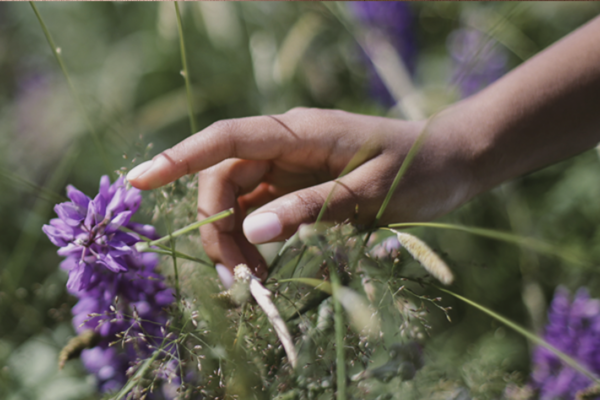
[216,263,234,289]
[243,212,282,244]
[127,160,153,181]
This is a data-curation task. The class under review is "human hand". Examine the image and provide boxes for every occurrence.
[127,108,477,283]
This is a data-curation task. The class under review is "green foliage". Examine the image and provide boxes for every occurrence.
[2,2,600,399]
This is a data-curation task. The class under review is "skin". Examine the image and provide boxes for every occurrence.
[128,16,600,279]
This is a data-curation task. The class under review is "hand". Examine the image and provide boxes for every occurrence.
[127,108,477,282]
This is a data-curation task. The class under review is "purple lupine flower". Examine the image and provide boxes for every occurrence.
[71,252,173,337]
[81,345,130,393]
[532,287,600,399]
[44,176,176,395]
[43,176,151,291]
[351,1,417,106]
[447,28,507,98]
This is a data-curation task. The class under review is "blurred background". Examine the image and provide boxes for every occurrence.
[1,2,600,399]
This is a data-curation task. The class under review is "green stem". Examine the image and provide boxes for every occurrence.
[436,285,600,384]
[329,266,346,400]
[363,116,435,247]
[148,208,234,247]
[0,168,66,204]
[174,2,197,134]
[373,117,434,227]
[30,2,113,176]
[386,222,586,266]
[142,248,210,266]
[165,216,181,299]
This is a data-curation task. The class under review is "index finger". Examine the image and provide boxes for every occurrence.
[127,115,299,190]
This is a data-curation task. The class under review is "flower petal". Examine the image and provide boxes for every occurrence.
[55,202,85,226]
[66,185,91,208]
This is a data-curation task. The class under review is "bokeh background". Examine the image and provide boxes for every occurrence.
[1,2,600,399]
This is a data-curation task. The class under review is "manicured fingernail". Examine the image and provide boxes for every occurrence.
[243,212,282,244]
[216,263,234,289]
[127,160,153,181]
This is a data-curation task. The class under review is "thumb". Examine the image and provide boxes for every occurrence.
[242,171,372,244]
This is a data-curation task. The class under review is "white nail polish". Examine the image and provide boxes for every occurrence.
[126,160,153,181]
[216,263,234,289]
[243,212,282,244]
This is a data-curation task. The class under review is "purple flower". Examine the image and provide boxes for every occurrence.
[44,176,176,395]
[351,1,417,106]
[43,175,152,291]
[81,346,130,393]
[371,236,402,260]
[447,28,508,98]
[532,287,600,399]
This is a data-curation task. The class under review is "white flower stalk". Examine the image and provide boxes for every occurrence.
[393,231,454,285]
[233,264,298,369]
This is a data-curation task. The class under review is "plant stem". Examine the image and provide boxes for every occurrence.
[141,248,210,266]
[148,208,234,247]
[174,2,197,134]
[30,2,113,176]
[329,266,346,400]
[165,216,181,299]
[436,285,600,384]
[386,222,587,266]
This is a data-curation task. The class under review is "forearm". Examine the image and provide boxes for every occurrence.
[446,15,600,196]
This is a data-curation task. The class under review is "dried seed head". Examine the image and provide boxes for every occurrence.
[233,264,252,283]
[393,231,454,285]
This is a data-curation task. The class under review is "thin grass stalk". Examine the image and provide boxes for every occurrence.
[329,267,346,400]
[174,2,197,134]
[1,144,80,294]
[165,217,181,300]
[386,222,587,266]
[436,285,600,384]
[147,208,234,247]
[142,248,210,266]
[123,226,212,266]
[0,168,67,203]
[373,117,435,228]
[29,2,112,175]
[111,347,162,400]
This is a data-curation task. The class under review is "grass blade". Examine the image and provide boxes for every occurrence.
[110,349,161,400]
[330,267,346,400]
[1,144,80,294]
[372,116,435,228]
[387,222,587,266]
[174,2,197,134]
[276,278,333,295]
[0,168,66,203]
[436,285,600,384]
[147,208,234,247]
[30,2,113,175]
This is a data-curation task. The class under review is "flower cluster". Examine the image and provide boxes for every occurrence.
[532,286,600,399]
[44,176,174,393]
[351,1,417,107]
[447,28,508,98]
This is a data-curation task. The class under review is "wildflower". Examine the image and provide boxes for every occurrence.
[447,28,507,98]
[532,287,600,399]
[351,1,417,106]
[370,235,402,260]
[44,176,175,394]
[43,175,154,291]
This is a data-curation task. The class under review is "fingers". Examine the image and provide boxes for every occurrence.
[243,160,383,244]
[127,109,340,190]
[197,159,271,280]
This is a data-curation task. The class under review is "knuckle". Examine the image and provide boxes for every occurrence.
[292,188,325,222]
[210,118,240,157]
